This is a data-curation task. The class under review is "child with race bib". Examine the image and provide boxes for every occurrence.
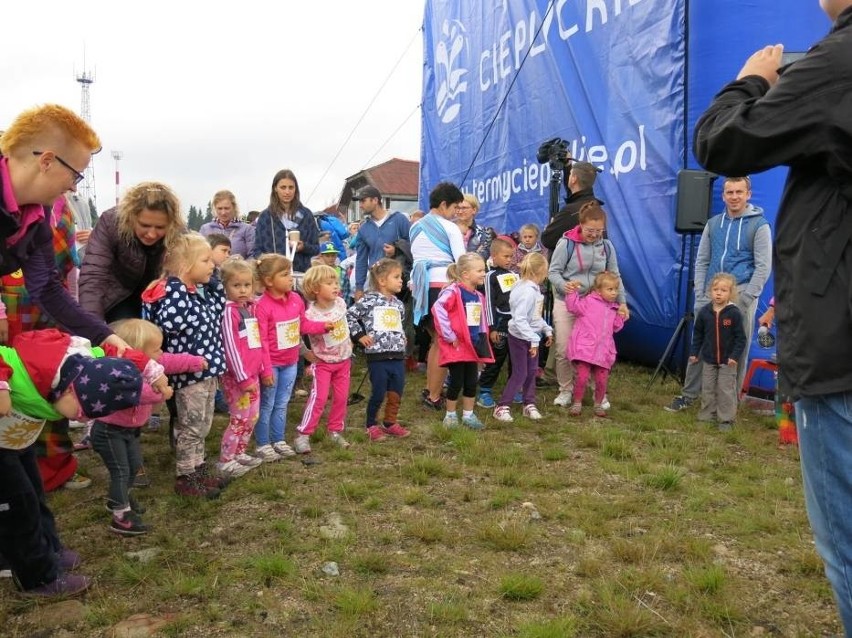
[492,253,553,422]
[217,258,266,479]
[293,265,353,454]
[432,252,494,430]
[346,258,411,442]
[254,254,330,461]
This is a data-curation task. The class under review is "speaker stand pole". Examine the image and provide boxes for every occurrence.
[646,232,699,391]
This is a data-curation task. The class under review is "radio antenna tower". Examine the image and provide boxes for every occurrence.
[76,54,97,210]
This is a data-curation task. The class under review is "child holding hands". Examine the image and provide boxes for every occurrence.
[293,265,352,454]
[566,271,626,417]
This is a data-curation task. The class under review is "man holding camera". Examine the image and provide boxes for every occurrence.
[542,161,603,251]
[693,1,852,631]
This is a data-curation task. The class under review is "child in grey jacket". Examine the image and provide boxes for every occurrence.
[493,253,553,422]
[346,259,411,442]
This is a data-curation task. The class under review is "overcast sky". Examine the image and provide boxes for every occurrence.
[1,1,425,215]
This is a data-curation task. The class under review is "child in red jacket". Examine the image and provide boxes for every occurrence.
[431,253,493,430]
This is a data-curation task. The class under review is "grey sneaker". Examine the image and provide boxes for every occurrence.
[235,453,262,467]
[255,445,282,463]
[718,421,733,432]
[442,413,459,429]
[330,432,351,449]
[217,460,253,478]
[272,441,297,457]
[664,396,694,412]
[293,435,312,455]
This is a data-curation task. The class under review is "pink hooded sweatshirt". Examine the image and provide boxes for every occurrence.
[566,290,625,370]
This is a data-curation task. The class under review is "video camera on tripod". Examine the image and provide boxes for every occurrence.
[536,137,571,172]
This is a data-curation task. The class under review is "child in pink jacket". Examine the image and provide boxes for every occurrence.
[566,271,626,417]
[94,319,206,535]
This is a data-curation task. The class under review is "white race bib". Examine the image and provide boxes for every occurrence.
[372,307,402,332]
[534,299,544,321]
[244,317,262,349]
[0,410,46,450]
[465,302,482,327]
[496,272,518,293]
[276,318,301,350]
[323,317,349,347]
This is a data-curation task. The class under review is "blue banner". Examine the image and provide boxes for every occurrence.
[422,0,684,362]
[422,0,828,365]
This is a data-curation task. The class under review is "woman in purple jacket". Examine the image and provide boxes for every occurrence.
[79,182,186,323]
[199,189,254,258]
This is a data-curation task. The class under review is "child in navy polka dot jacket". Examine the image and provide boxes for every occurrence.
[142,233,227,499]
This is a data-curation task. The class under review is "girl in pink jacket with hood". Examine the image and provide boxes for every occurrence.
[566,271,626,417]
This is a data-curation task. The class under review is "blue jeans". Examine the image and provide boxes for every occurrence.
[797,391,852,633]
[90,421,143,511]
[256,364,298,446]
[366,359,405,427]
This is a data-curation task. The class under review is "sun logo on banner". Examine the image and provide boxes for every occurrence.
[436,19,469,124]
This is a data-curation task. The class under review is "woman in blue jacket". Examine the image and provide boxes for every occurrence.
[253,169,319,273]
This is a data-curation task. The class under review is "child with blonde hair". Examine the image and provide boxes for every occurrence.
[432,252,493,429]
[347,258,411,441]
[254,254,330,460]
[293,265,352,454]
[94,319,206,534]
[689,272,746,430]
[216,257,267,478]
[493,253,553,422]
[566,271,626,417]
[142,232,226,498]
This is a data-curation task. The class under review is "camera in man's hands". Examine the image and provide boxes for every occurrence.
[536,138,571,171]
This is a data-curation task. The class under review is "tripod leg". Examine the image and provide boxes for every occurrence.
[646,315,689,392]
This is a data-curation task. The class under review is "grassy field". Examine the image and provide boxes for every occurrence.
[0,362,842,637]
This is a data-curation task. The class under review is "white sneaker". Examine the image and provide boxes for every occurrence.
[293,435,312,454]
[553,391,573,407]
[255,445,282,463]
[330,432,351,449]
[523,404,543,420]
[600,397,611,411]
[492,405,513,422]
[235,453,262,467]
[218,460,252,478]
[272,441,296,457]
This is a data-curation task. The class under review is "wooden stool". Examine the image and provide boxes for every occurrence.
[741,358,778,399]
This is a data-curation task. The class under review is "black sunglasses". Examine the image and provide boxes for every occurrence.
[32,151,85,185]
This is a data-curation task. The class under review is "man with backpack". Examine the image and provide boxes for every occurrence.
[665,175,772,412]
[352,185,411,301]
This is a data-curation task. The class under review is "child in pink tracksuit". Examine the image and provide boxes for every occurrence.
[218,258,267,478]
[566,271,626,417]
[293,265,352,455]
[94,319,206,535]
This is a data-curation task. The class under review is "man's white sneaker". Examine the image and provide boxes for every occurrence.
[255,445,282,463]
[523,404,543,420]
[553,391,573,407]
[492,406,513,422]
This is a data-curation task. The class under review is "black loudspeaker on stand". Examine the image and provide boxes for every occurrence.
[647,169,717,390]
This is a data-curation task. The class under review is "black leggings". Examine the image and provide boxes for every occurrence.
[445,361,479,401]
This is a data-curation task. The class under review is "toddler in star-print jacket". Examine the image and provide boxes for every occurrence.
[142,233,227,499]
